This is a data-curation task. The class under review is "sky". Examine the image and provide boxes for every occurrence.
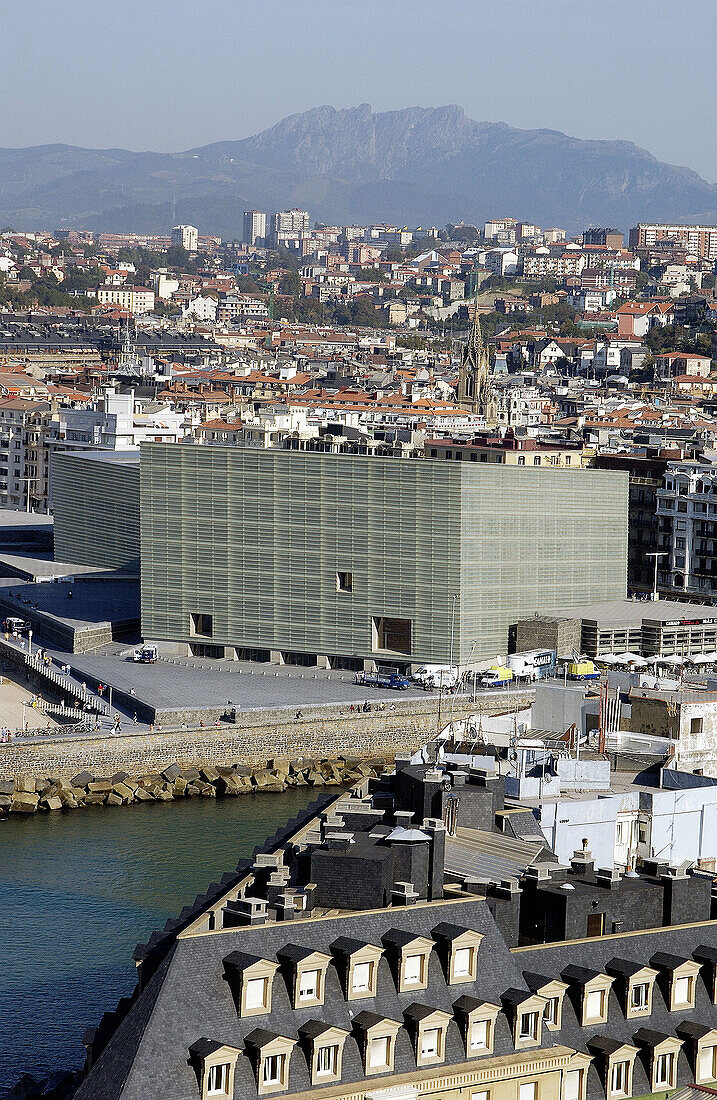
[2,0,717,180]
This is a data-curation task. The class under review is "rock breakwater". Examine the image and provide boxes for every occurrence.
[0,755,390,817]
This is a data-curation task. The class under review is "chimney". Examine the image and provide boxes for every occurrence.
[570,846,595,875]
[391,881,419,906]
[422,817,446,900]
[595,867,622,888]
[223,896,268,926]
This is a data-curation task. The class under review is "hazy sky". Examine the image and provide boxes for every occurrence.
[2,0,716,179]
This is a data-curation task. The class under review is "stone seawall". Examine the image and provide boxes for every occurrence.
[0,693,532,780]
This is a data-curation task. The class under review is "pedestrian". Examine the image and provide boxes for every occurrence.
[81,682,87,694]
[97,684,105,696]
[133,713,138,724]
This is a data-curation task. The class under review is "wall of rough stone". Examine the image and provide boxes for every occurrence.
[0,692,533,779]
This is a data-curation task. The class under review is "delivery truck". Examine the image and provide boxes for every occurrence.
[507,649,556,682]
[480,665,515,687]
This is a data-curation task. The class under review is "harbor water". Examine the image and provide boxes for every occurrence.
[0,788,317,1095]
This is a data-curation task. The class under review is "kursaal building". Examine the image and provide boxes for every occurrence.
[52,444,628,665]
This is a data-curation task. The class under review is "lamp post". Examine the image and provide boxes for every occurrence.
[646,551,667,601]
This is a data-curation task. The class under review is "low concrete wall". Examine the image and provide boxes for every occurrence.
[0,692,532,779]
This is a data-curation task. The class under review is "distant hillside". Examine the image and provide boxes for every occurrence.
[1,104,716,237]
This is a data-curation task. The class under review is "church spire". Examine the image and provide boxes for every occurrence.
[458,308,495,419]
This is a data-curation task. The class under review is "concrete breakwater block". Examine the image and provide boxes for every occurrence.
[1,757,395,817]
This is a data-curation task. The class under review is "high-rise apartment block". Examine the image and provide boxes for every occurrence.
[270,209,310,248]
[171,224,198,252]
[242,210,267,247]
[629,222,717,259]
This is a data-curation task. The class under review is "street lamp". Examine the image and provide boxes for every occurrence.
[646,551,667,601]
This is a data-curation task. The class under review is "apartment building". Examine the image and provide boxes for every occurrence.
[629,223,717,260]
[171,224,199,252]
[656,458,717,597]
[270,209,311,248]
[0,399,59,512]
[52,445,628,664]
[243,211,267,247]
[95,285,156,315]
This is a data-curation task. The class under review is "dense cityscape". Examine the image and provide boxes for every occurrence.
[6,3,717,1100]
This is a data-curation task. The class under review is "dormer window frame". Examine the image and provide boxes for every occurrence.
[695,1030,717,1084]
[240,960,279,1018]
[190,1042,241,1100]
[669,961,700,1010]
[299,1023,349,1087]
[649,1040,681,1092]
[382,932,434,993]
[247,1033,297,1097]
[344,944,383,1001]
[459,1001,501,1058]
[588,1039,639,1100]
[279,948,331,1010]
[224,953,280,1019]
[511,994,547,1050]
[436,927,484,985]
[355,1015,402,1077]
[406,1007,453,1068]
[626,968,658,1018]
[579,975,613,1026]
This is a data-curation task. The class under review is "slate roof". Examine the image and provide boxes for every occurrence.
[514,922,717,1099]
[75,897,528,1100]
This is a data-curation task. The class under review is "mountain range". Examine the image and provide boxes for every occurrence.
[1,103,717,238]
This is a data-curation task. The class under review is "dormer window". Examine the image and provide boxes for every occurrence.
[674,974,694,1007]
[316,1044,338,1077]
[404,953,424,986]
[245,1030,296,1097]
[277,945,331,1010]
[353,961,373,993]
[331,937,382,1001]
[189,1040,241,1100]
[368,1034,391,1071]
[454,997,500,1059]
[382,930,433,993]
[563,966,613,1026]
[262,1054,286,1088]
[504,991,546,1049]
[651,952,701,1011]
[634,1029,682,1094]
[454,947,474,978]
[246,977,269,1011]
[470,1018,490,1051]
[523,975,569,1033]
[405,1005,452,1067]
[585,988,607,1022]
[353,1012,401,1077]
[207,1064,230,1096]
[432,923,483,985]
[223,952,279,1019]
[299,1021,348,1086]
[607,960,657,1020]
[588,1037,639,1099]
